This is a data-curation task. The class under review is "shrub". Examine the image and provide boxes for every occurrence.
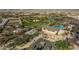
[14,35,31,45]
[54,40,69,50]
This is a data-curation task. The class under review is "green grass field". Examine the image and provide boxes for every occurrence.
[21,16,64,28]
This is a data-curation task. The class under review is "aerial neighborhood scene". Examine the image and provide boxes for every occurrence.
[0,9,79,50]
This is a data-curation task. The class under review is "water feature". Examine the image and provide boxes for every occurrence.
[48,25,64,29]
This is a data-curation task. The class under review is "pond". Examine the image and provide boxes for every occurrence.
[48,25,64,29]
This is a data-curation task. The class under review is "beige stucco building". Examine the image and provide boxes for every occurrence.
[42,25,73,42]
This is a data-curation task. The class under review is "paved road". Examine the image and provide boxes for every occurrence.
[0,18,9,28]
[16,34,42,49]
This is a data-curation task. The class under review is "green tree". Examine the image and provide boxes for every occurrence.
[54,40,69,50]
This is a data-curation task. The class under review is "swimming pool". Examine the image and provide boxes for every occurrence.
[48,25,64,29]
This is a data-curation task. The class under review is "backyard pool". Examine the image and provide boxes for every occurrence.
[48,25,64,29]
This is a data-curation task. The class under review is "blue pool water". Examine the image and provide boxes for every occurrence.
[48,25,64,29]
